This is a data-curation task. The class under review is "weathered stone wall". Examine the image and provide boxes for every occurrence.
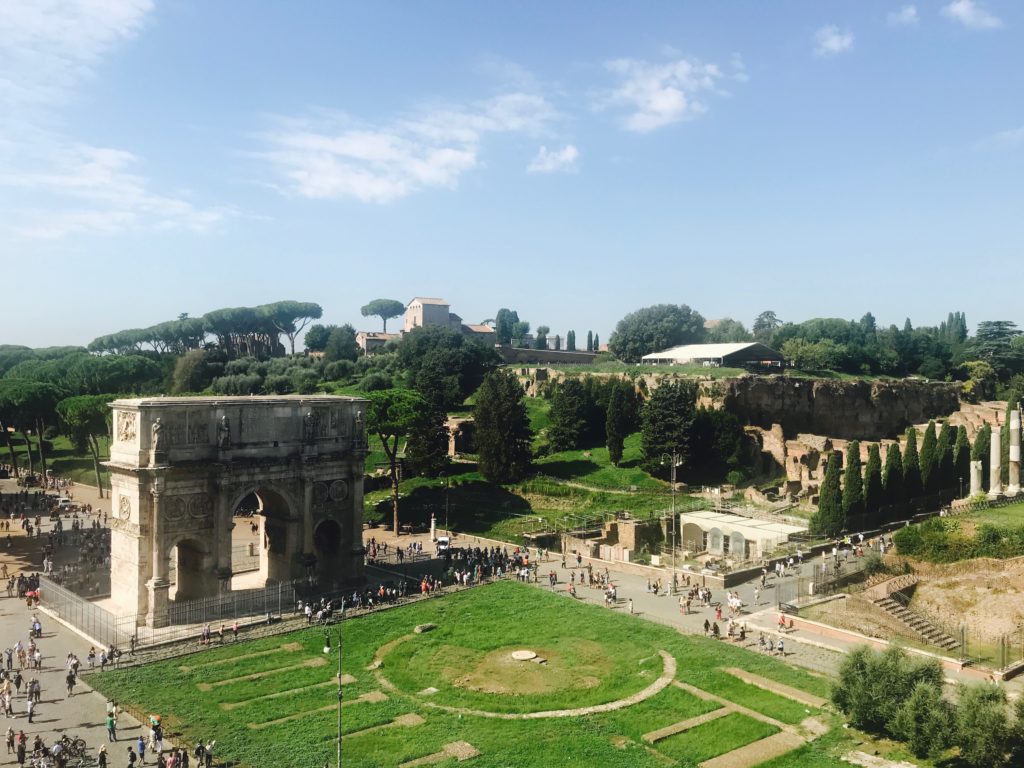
[708,377,961,440]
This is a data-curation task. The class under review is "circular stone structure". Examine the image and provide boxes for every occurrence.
[511,650,538,661]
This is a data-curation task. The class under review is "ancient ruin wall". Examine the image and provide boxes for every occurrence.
[708,377,961,441]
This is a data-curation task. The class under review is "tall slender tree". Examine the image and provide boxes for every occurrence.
[366,389,429,535]
[935,422,954,493]
[919,421,938,494]
[972,423,992,492]
[882,442,905,507]
[903,427,923,500]
[586,331,594,352]
[605,384,629,466]
[566,330,576,352]
[593,333,600,350]
[812,452,845,537]
[842,441,865,520]
[954,425,971,496]
[640,380,697,476]
[864,444,883,518]
[474,370,533,483]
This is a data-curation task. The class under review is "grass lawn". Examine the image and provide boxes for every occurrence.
[6,433,111,488]
[88,581,838,768]
[963,501,1024,529]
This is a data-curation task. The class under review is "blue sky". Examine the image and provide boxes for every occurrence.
[2,1,1022,348]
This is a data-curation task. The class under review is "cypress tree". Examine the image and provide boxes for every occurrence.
[935,422,954,493]
[972,423,992,491]
[903,427,922,500]
[586,330,593,352]
[605,384,628,466]
[919,421,938,494]
[566,330,576,352]
[864,443,883,517]
[547,379,589,452]
[593,333,600,350]
[812,451,845,537]
[842,441,865,520]
[953,425,971,496]
[882,442,904,506]
[474,369,533,483]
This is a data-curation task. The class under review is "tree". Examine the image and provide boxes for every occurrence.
[323,324,359,363]
[397,326,500,411]
[752,310,782,344]
[593,333,600,350]
[842,441,864,520]
[640,380,697,476]
[534,326,549,350]
[605,383,630,466]
[956,683,1012,767]
[811,451,844,537]
[366,389,428,535]
[973,423,992,492]
[705,318,752,343]
[608,304,706,363]
[954,425,971,496]
[919,421,938,493]
[566,330,576,352]
[547,379,589,452]
[891,681,953,759]
[265,301,323,355]
[586,331,593,352]
[882,442,904,507]
[687,408,746,484]
[553,334,561,351]
[494,309,519,345]
[56,395,114,497]
[903,428,922,500]
[473,370,532,483]
[511,321,530,347]
[404,407,450,478]
[304,324,332,352]
[935,422,954,493]
[360,299,405,333]
[863,444,883,518]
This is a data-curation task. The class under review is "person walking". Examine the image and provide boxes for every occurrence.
[105,711,117,742]
[97,744,107,767]
[137,735,146,764]
[24,698,32,724]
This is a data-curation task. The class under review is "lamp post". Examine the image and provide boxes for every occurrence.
[323,628,342,767]
[661,451,682,596]
[444,475,451,536]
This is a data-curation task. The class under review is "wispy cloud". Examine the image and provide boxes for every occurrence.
[0,144,232,238]
[887,5,919,27]
[814,25,855,57]
[598,54,743,133]
[261,93,559,203]
[942,0,1003,29]
[975,126,1024,151]
[527,144,579,174]
[0,0,230,239]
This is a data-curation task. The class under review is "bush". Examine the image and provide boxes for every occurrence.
[324,360,355,381]
[890,681,952,758]
[264,374,293,394]
[358,373,392,392]
[956,684,1012,767]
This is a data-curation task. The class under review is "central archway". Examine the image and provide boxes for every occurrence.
[231,487,298,587]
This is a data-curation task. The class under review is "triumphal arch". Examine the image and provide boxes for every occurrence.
[105,395,368,627]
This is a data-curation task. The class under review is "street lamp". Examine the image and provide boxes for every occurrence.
[323,628,343,767]
[660,451,682,596]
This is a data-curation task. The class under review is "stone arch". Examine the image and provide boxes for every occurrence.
[167,536,214,601]
[730,530,746,560]
[708,527,724,555]
[230,485,300,586]
[681,523,704,552]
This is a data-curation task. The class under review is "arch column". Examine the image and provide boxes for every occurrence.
[146,476,171,628]
[215,485,233,593]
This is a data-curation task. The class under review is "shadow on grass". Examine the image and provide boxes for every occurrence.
[536,459,601,479]
[370,480,533,534]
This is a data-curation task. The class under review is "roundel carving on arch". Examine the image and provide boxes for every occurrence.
[329,480,348,502]
[165,497,186,522]
[188,494,212,519]
[313,482,330,504]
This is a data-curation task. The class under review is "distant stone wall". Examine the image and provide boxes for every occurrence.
[498,346,598,366]
[708,377,961,441]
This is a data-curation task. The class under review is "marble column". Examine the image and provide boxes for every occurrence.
[1008,410,1022,496]
[970,460,984,496]
[989,426,1003,499]
[146,479,170,628]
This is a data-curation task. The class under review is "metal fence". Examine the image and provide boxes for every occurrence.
[39,576,128,647]
[774,556,872,608]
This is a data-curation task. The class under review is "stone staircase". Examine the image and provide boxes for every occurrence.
[871,592,961,652]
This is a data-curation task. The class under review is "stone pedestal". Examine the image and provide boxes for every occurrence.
[989,426,1003,499]
[1008,410,1021,496]
[970,460,984,496]
[146,578,171,628]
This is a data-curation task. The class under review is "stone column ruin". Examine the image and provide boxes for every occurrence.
[1008,409,1022,496]
[989,425,1003,499]
[970,459,983,497]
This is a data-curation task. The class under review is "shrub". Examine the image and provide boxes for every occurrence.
[358,373,392,392]
[324,360,355,381]
[890,681,952,758]
[956,684,1012,767]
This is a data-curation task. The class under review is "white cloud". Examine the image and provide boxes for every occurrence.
[887,5,919,27]
[0,1,230,239]
[814,25,855,56]
[0,144,232,238]
[942,0,1003,29]
[527,145,579,174]
[598,55,741,133]
[976,126,1024,151]
[262,93,559,203]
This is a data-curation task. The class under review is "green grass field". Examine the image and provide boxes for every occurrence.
[962,501,1024,529]
[5,433,111,488]
[89,581,845,768]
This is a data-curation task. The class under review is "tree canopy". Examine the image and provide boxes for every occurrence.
[361,299,405,333]
[608,304,706,363]
[473,370,532,483]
